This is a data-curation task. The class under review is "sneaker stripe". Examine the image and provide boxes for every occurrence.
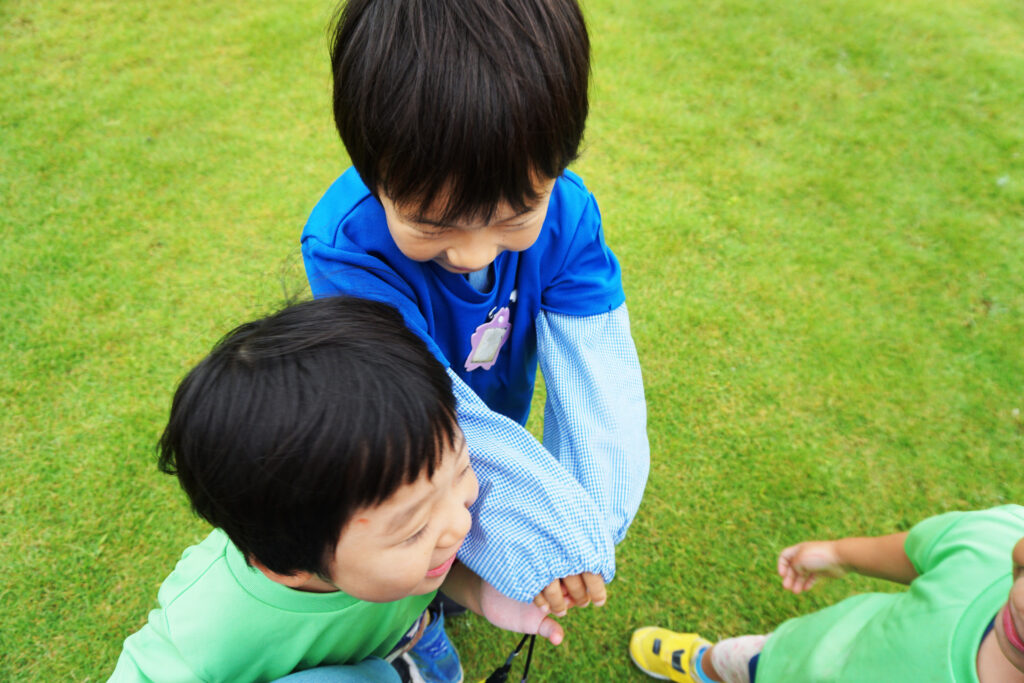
[671,649,688,674]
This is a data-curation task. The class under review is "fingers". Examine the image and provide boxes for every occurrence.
[787,572,818,594]
[778,544,801,593]
[536,615,564,646]
[777,544,801,577]
[779,543,815,594]
[561,574,589,608]
[780,565,801,594]
[782,562,818,594]
[535,574,608,618]
[780,541,844,594]
[540,580,569,617]
[581,572,607,607]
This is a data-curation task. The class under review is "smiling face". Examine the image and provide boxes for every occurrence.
[379,177,557,274]
[318,432,479,602]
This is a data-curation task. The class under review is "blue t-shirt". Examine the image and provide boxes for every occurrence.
[301,167,625,425]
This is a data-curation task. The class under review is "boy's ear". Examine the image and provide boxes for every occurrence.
[249,557,317,589]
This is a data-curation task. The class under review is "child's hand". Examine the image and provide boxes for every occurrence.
[532,573,606,617]
[480,581,564,646]
[778,541,847,594]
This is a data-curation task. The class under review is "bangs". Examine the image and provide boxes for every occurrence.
[333,0,589,223]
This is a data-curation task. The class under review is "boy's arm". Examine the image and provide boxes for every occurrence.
[441,563,564,646]
[535,304,650,544]
[450,368,616,603]
[833,532,918,583]
[778,532,918,594]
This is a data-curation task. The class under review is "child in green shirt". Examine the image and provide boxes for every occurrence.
[630,505,1024,683]
[110,297,561,683]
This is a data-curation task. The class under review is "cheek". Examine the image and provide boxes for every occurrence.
[343,553,437,601]
[466,471,480,507]
[504,224,543,252]
[391,233,440,262]
[1011,578,1024,613]
[383,218,439,262]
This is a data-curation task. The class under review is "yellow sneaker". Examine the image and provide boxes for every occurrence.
[629,626,711,682]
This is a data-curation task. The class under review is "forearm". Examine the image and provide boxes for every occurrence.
[440,562,483,615]
[834,532,917,584]
[536,305,650,543]
[449,368,615,602]
[441,562,565,646]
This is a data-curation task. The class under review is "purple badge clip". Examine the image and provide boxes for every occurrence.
[464,307,511,371]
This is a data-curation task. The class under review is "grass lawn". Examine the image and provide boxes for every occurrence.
[2,0,1022,680]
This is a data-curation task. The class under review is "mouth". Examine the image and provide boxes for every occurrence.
[1004,604,1024,653]
[425,545,461,578]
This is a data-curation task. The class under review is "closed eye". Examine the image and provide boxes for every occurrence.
[413,225,450,237]
[404,524,429,544]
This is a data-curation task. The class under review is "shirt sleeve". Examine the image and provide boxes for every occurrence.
[903,510,968,575]
[109,613,204,683]
[301,235,446,362]
[450,368,616,602]
[535,305,650,544]
[541,189,624,317]
[904,506,1024,577]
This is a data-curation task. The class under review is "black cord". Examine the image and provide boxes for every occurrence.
[484,633,531,683]
[485,633,540,683]
[519,634,537,682]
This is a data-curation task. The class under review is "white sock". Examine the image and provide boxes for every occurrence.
[709,634,768,683]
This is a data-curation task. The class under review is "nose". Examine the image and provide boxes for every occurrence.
[445,232,499,271]
[437,498,473,550]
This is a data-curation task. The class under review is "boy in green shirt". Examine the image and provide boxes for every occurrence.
[110,297,562,682]
[630,505,1024,683]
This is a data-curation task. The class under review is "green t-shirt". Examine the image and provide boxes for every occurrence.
[758,505,1024,683]
[110,530,433,682]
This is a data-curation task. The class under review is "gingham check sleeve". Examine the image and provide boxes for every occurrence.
[450,369,616,602]
[451,304,648,601]
[537,304,650,544]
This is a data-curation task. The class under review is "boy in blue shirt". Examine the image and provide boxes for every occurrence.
[110,297,561,682]
[302,0,650,622]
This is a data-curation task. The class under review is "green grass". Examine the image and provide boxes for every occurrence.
[2,0,1022,680]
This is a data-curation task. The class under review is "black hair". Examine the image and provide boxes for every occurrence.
[330,0,590,223]
[158,297,457,577]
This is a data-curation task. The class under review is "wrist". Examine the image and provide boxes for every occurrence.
[830,539,855,574]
